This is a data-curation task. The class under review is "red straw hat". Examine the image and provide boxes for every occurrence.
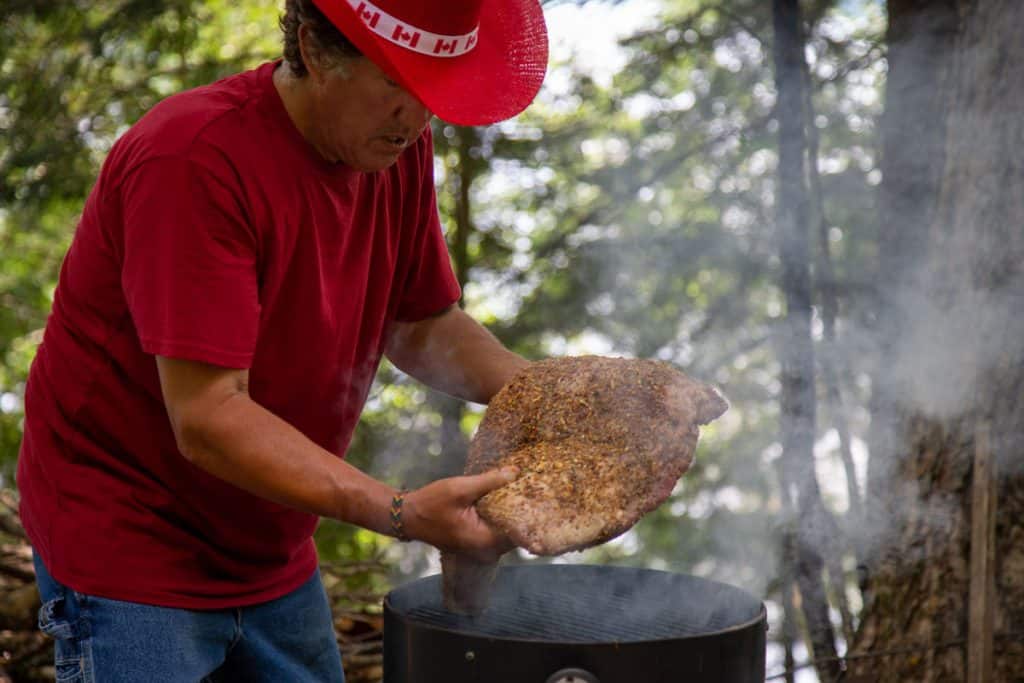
[311,0,548,126]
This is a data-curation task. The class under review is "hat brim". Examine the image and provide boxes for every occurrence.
[315,0,548,126]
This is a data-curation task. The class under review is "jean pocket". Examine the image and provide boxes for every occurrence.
[38,595,90,682]
[38,595,78,639]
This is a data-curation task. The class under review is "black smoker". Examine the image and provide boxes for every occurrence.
[383,564,766,683]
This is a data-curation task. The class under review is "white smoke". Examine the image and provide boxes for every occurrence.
[885,272,1024,421]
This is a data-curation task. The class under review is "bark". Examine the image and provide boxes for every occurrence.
[852,0,1024,679]
[771,1,841,679]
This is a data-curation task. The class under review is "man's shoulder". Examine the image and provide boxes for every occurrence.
[110,64,274,174]
[143,70,255,134]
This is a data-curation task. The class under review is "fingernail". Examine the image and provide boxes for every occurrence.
[502,467,519,482]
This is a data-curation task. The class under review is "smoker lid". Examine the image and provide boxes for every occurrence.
[385,564,765,644]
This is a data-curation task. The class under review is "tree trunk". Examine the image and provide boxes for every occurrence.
[852,0,1024,679]
[771,1,841,679]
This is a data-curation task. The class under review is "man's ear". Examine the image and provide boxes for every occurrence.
[297,23,327,83]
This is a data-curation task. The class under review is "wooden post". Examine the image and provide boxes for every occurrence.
[967,421,996,683]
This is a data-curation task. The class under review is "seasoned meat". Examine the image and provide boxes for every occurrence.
[442,355,727,613]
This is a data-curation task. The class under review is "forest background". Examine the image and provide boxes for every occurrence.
[2,0,1022,681]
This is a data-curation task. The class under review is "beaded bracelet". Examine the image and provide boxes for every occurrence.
[390,488,411,542]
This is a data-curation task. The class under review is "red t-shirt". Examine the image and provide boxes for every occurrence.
[17,61,460,608]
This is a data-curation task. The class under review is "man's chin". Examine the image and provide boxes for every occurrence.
[343,152,401,173]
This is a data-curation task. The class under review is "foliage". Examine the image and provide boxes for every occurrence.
[0,0,282,480]
[1,1,890,679]
[416,0,885,672]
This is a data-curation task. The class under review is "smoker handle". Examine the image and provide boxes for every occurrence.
[545,668,600,683]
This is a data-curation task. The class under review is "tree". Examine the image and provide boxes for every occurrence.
[771,0,841,678]
[851,0,1024,679]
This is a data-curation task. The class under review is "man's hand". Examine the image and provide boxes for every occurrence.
[401,467,519,562]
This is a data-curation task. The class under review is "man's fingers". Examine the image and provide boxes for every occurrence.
[404,469,521,557]
[460,467,519,501]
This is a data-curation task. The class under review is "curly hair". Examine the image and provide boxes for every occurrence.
[280,0,362,77]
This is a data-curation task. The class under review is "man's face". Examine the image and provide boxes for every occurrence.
[309,57,432,172]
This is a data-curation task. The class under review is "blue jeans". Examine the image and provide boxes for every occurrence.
[33,552,345,682]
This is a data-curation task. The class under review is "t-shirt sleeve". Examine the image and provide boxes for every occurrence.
[120,153,260,368]
[393,130,462,322]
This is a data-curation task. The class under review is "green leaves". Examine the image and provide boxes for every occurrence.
[0,1,282,472]
[0,6,889,642]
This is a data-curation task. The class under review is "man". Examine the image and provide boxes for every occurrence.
[17,0,548,679]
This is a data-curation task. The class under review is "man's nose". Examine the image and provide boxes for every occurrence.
[395,89,432,131]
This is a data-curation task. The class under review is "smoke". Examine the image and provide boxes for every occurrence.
[883,271,1024,421]
[379,7,1024,674]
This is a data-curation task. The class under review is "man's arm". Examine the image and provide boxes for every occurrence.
[155,356,516,560]
[385,305,530,404]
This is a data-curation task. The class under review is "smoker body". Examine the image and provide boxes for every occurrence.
[383,564,766,683]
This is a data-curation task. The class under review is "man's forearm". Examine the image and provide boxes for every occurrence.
[175,391,397,536]
[386,306,529,404]
[157,354,521,557]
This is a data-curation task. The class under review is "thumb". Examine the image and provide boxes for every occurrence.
[461,467,519,501]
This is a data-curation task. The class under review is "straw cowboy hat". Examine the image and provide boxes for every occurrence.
[312,0,548,126]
